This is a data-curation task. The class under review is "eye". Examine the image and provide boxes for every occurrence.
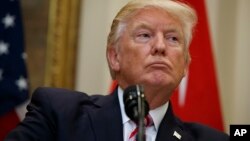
[134,32,152,43]
[139,33,150,38]
[165,34,180,46]
[168,36,178,42]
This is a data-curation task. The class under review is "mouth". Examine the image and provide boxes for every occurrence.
[149,63,167,68]
[147,61,171,70]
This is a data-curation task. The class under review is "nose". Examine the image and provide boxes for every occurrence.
[151,34,166,56]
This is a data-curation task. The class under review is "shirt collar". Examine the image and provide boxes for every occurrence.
[117,86,169,131]
[118,86,130,124]
[149,101,168,131]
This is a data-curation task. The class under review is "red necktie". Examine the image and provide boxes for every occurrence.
[129,115,153,141]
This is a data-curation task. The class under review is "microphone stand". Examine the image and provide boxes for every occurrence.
[136,85,146,141]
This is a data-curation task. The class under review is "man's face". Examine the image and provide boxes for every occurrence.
[109,7,188,92]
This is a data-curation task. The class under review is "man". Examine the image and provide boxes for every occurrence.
[5,0,229,140]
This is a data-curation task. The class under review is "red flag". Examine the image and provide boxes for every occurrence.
[171,0,224,131]
[0,111,20,140]
[109,80,117,93]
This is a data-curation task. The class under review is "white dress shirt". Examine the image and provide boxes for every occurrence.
[117,87,169,141]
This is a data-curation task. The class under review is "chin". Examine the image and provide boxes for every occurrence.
[149,74,170,84]
[143,78,170,87]
[138,73,173,86]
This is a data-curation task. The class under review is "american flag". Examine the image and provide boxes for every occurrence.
[0,0,29,139]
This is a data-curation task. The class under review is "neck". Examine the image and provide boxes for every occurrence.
[144,85,172,109]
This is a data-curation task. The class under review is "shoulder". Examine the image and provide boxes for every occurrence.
[32,87,90,101]
[30,87,106,113]
[183,122,229,141]
[32,87,104,102]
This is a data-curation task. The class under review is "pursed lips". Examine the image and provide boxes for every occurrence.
[146,60,171,70]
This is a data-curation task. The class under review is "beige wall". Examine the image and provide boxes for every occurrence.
[76,0,250,133]
[75,0,128,95]
[206,0,250,133]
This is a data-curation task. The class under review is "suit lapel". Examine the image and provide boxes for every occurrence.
[87,89,123,141]
[156,102,194,141]
[86,91,195,141]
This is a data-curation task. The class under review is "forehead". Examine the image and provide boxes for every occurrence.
[125,7,183,31]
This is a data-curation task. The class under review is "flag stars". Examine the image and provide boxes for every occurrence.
[0,41,9,55]
[2,14,15,28]
[22,52,28,60]
[16,76,28,91]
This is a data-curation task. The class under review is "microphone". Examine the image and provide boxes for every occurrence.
[123,85,149,141]
[123,85,149,123]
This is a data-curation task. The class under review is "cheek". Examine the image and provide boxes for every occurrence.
[171,50,187,72]
[118,35,152,72]
[119,49,147,78]
[120,42,148,61]
[121,51,142,68]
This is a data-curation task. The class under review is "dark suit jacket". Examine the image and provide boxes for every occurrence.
[5,87,229,141]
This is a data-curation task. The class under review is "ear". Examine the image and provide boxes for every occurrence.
[107,46,120,71]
